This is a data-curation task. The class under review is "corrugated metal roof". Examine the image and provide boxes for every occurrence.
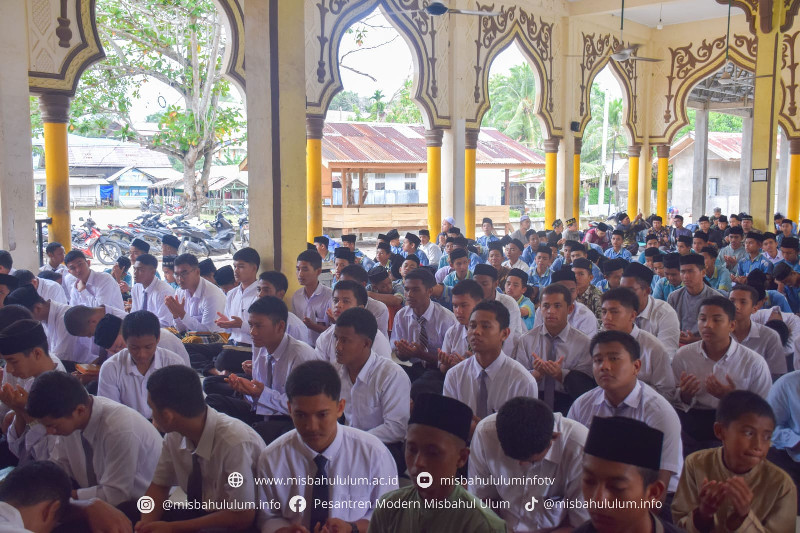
[33,135,172,168]
[670,132,782,162]
[321,122,544,166]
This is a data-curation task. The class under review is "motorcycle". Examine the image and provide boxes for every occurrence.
[72,217,123,265]
[175,213,237,257]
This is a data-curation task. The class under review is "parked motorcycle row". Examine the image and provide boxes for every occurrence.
[65,209,249,265]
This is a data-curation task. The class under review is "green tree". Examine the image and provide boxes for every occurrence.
[581,83,624,177]
[482,63,542,149]
[368,90,387,121]
[33,0,246,216]
[383,78,423,123]
[675,109,744,140]
[329,90,363,115]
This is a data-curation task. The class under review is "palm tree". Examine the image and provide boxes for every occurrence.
[482,63,542,149]
[369,90,386,121]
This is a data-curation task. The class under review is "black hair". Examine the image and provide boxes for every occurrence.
[63,250,86,265]
[0,251,13,271]
[729,284,760,306]
[470,300,511,330]
[38,271,62,283]
[701,245,719,259]
[249,296,289,325]
[27,371,89,419]
[198,258,216,276]
[601,287,640,313]
[716,390,775,426]
[0,305,33,329]
[259,271,289,294]
[496,397,555,460]
[147,365,206,418]
[333,279,368,307]
[63,305,95,336]
[541,283,573,306]
[174,253,199,269]
[233,247,261,268]
[451,279,485,301]
[135,253,158,269]
[773,261,794,282]
[11,269,35,285]
[335,307,378,344]
[297,249,322,270]
[699,296,736,321]
[590,330,641,361]
[765,319,791,348]
[404,268,436,288]
[113,256,130,273]
[340,264,369,285]
[121,311,161,340]
[45,242,63,255]
[0,460,70,520]
[285,360,341,402]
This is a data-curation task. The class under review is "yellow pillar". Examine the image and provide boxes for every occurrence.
[627,145,641,218]
[750,0,786,229]
[573,138,582,226]
[544,138,560,229]
[40,94,72,252]
[306,117,324,243]
[426,129,443,236]
[788,139,800,222]
[656,145,670,221]
[464,130,479,239]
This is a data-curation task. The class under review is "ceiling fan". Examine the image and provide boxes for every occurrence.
[610,0,661,62]
[716,0,770,86]
[385,1,501,17]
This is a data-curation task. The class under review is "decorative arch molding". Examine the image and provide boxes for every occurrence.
[470,5,559,138]
[716,0,800,34]
[214,0,246,97]
[304,0,447,129]
[28,0,105,95]
[649,34,757,145]
[572,32,642,146]
[779,30,800,138]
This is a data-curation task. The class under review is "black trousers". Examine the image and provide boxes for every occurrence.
[205,394,294,445]
[187,343,251,374]
[677,408,720,457]
[767,447,800,512]
[202,374,247,397]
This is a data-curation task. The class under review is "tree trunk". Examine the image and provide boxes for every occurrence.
[182,149,201,217]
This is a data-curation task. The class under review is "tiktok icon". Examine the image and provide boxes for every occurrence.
[524,496,539,512]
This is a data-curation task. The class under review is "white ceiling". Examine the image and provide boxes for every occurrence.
[568,0,738,28]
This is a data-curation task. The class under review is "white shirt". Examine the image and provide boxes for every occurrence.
[223,282,260,344]
[421,242,442,266]
[636,296,681,359]
[69,270,125,311]
[533,301,599,339]
[470,413,589,532]
[630,325,677,401]
[251,335,320,416]
[40,262,72,298]
[257,424,398,532]
[97,347,188,418]
[156,328,190,366]
[366,297,390,338]
[287,311,310,345]
[152,407,265,503]
[672,339,773,410]
[291,283,333,347]
[494,292,527,339]
[43,300,89,363]
[315,325,392,367]
[753,307,800,369]
[50,396,162,505]
[512,323,592,393]
[172,277,227,333]
[131,277,175,327]
[736,320,788,376]
[502,258,530,274]
[391,301,457,363]
[340,352,410,443]
[442,321,516,356]
[568,381,683,492]
[444,352,538,417]
[0,503,30,533]
[36,277,67,304]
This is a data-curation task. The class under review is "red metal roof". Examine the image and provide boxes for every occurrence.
[670,131,782,162]
[321,122,544,167]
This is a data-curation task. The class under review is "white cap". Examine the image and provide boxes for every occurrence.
[520,215,530,221]
[444,217,455,225]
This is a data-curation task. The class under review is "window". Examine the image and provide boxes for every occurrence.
[708,177,719,197]
[404,173,416,180]
[375,182,385,190]
[405,182,416,190]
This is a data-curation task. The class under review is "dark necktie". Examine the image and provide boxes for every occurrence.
[416,316,430,352]
[309,454,329,528]
[477,369,489,419]
[266,355,274,389]
[186,453,203,502]
[81,434,97,486]
[142,290,149,311]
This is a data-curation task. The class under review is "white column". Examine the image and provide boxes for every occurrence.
[692,108,709,220]
[777,128,789,214]
[442,119,466,228]
[739,112,753,214]
[0,1,37,269]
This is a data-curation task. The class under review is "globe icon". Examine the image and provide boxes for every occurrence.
[228,471,244,488]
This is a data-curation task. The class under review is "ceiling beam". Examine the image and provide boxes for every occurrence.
[568,0,684,17]
[687,99,754,117]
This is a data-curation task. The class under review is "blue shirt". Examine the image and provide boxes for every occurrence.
[354,249,375,271]
[768,371,800,461]
[477,235,500,259]
[391,245,403,255]
[765,290,793,313]
[736,253,774,277]
[443,270,473,288]
[705,266,732,293]
[551,256,566,271]
[528,267,553,288]
[401,249,429,266]
[516,295,535,330]
[522,245,537,266]
[785,286,800,313]
[438,252,481,270]
[604,248,632,261]
[780,258,800,274]
[653,278,682,301]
